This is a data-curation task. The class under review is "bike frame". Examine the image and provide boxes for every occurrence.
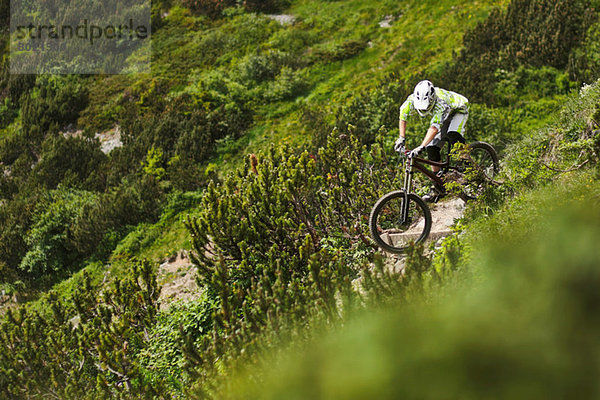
[400,141,459,222]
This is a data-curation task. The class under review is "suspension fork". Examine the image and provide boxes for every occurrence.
[401,156,414,223]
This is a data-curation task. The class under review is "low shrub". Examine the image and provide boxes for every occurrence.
[20,76,88,145]
[0,260,162,398]
[442,0,592,103]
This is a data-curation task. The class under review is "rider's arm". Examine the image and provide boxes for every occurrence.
[399,119,407,139]
[420,126,439,147]
[398,98,411,139]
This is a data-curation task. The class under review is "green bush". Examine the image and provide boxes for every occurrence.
[569,14,600,82]
[70,178,164,258]
[0,126,28,170]
[0,260,162,398]
[0,98,17,128]
[180,0,289,17]
[311,39,369,63]
[180,126,421,390]
[139,295,216,388]
[0,193,38,280]
[220,173,600,400]
[263,66,310,102]
[0,66,35,120]
[0,0,8,28]
[19,188,98,276]
[31,135,107,191]
[113,223,158,259]
[442,0,592,103]
[237,50,301,84]
[268,28,319,55]
[494,66,575,105]
[467,103,520,150]
[21,76,88,145]
[335,78,408,146]
[116,92,241,181]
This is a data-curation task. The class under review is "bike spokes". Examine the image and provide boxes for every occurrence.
[460,143,499,200]
[369,191,431,253]
[469,146,497,180]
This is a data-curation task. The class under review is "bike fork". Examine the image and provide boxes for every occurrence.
[401,157,413,223]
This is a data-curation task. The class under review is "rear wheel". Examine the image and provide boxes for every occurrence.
[459,141,499,201]
[369,190,432,254]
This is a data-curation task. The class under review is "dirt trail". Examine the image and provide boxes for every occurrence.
[383,197,465,271]
[157,251,201,310]
[428,197,465,239]
[156,199,465,307]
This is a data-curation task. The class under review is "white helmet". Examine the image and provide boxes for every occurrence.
[413,80,436,117]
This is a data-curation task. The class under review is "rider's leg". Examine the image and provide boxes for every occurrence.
[426,145,442,173]
[447,112,468,144]
[424,143,445,203]
[446,131,466,157]
[447,131,466,146]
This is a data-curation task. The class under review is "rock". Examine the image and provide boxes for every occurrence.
[158,250,201,310]
[267,14,296,25]
[379,15,394,28]
[95,125,123,154]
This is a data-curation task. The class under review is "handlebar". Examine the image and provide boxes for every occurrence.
[396,148,413,158]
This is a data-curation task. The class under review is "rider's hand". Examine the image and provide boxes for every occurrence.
[409,145,424,158]
[394,137,406,153]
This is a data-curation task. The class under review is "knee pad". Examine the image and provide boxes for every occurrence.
[427,146,441,162]
[447,131,466,145]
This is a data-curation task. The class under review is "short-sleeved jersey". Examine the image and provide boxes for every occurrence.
[399,87,469,130]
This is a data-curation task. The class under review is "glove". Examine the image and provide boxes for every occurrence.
[409,145,424,158]
[394,137,406,153]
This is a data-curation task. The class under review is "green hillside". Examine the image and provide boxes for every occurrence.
[0,0,600,397]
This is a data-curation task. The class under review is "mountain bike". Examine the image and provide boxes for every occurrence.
[368,140,499,254]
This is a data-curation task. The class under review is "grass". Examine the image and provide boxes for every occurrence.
[225,0,510,160]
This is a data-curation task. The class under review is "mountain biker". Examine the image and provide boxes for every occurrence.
[395,80,469,202]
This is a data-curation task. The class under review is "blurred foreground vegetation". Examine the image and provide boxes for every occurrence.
[0,0,599,397]
[226,172,600,399]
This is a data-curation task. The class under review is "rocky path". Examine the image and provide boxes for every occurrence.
[157,251,200,310]
[427,197,465,240]
[383,197,465,270]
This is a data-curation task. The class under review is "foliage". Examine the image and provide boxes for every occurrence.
[20,76,88,145]
[493,66,575,106]
[0,0,8,28]
[181,128,403,390]
[32,135,108,191]
[139,295,216,388]
[334,77,408,146]
[501,80,600,195]
[0,193,39,280]
[19,189,98,276]
[113,190,203,260]
[0,176,164,284]
[310,39,369,63]
[569,16,600,83]
[0,260,162,398]
[223,175,600,399]
[442,0,592,102]
[467,103,520,150]
[2,0,600,396]
[142,146,167,181]
[180,0,290,17]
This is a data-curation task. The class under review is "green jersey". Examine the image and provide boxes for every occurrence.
[399,87,469,131]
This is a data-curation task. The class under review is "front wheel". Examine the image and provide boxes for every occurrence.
[459,141,500,201]
[369,190,432,254]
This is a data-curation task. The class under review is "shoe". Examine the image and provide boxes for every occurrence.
[422,186,446,203]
